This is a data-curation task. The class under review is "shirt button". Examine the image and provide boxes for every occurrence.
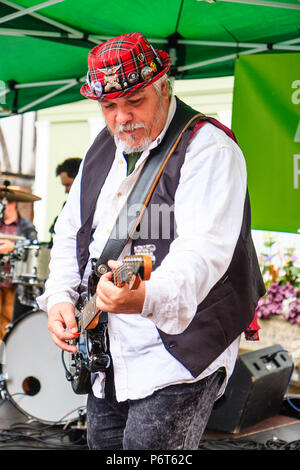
[117,192,122,197]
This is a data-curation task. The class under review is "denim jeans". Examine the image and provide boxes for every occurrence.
[86,369,224,450]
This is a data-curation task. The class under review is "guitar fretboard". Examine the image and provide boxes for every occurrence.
[82,294,98,330]
[82,257,143,330]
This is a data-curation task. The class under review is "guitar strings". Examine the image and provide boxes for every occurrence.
[84,258,143,325]
[113,259,141,286]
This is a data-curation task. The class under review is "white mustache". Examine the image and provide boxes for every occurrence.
[116,123,146,133]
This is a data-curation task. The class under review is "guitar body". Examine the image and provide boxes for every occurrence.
[65,253,153,395]
[68,309,111,395]
[69,352,92,395]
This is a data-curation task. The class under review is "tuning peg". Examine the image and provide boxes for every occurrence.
[134,244,156,263]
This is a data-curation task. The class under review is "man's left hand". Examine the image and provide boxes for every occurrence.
[95,260,145,314]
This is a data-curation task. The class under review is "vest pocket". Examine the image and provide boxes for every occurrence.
[158,280,238,377]
[197,278,233,312]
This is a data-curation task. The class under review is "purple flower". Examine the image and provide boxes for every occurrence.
[283,297,300,325]
[256,282,300,321]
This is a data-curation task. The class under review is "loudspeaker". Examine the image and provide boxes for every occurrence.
[206,344,294,434]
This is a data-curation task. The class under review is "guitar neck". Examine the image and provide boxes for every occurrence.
[81,255,152,330]
[81,264,125,330]
[82,293,98,330]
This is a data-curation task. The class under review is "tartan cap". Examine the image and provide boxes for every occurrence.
[80,32,171,101]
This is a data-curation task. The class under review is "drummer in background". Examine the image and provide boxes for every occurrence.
[0,198,37,340]
[49,157,82,247]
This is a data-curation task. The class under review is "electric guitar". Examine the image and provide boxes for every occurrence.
[65,253,153,394]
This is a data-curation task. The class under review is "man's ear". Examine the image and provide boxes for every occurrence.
[161,79,169,99]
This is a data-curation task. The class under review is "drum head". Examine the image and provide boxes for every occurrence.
[0,310,86,424]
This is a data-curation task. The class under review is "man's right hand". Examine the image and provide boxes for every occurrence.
[48,302,79,353]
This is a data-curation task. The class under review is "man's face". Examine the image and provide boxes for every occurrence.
[59,172,74,193]
[100,80,169,152]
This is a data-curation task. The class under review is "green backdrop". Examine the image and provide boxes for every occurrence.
[0,0,299,115]
[232,52,300,233]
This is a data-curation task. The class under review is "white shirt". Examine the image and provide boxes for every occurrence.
[38,96,246,402]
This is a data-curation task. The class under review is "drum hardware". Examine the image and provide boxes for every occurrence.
[0,234,26,241]
[3,321,13,335]
[15,284,43,309]
[11,241,50,286]
[0,253,12,282]
[0,181,41,203]
[0,241,50,308]
[0,253,10,263]
[0,372,8,400]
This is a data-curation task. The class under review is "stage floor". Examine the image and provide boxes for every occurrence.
[0,396,299,451]
[202,413,300,450]
[0,397,88,450]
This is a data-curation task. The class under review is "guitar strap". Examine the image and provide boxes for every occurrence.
[86,101,204,343]
[93,102,205,284]
[86,102,206,401]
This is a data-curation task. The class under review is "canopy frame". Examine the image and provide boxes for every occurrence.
[0,0,299,116]
[0,0,65,25]
[198,0,300,9]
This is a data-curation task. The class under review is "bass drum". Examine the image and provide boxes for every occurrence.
[0,310,87,424]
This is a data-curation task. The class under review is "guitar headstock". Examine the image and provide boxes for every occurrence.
[83,246,156,330]
[113,245,156,289]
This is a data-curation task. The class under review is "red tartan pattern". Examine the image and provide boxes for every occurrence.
[244,311,261,341]
[81,32,171,101]
[191,117,238,143]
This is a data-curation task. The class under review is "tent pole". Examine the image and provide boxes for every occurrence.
[16,79,80,89]
[0,27,109,45]
[197,0,300,10]
[1,29,299,52]
[0,0,65,25]
[180,39,265,48]
[0,26,166,46]
[0,27,83,38]
[0,0,82,36]
[273,44,300,51]
[0,88,9,100]
[2,77,86,96]
[17,80,78,114]
[179,40,300,52]
[278,38,300,46]
[177,46,266,72]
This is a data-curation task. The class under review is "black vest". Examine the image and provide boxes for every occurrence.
[76,98,265,378]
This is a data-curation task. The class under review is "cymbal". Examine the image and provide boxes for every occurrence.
[0,186,41,202]
[0,233,25,241]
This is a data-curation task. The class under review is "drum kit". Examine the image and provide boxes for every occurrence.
[0,183,87,427]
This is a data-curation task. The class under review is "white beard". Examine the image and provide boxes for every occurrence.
[106,123,152,153]
[120,136,152,154]
[104,94,166,153]
[114,122,152,153]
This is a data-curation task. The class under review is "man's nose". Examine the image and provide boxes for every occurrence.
[115,106,132,125]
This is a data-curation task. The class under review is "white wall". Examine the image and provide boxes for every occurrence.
[34,99,103,240]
